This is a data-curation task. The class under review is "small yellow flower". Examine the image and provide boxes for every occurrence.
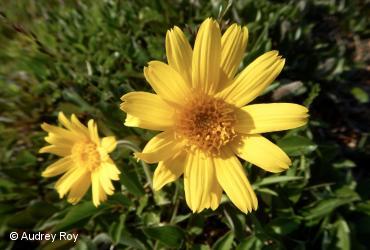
[120,18,309,213]
[40,112,120,206]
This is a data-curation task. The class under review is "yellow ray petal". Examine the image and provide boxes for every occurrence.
[216,51,285,107]
[101,136,117,153]
[42,156,73,177]
[153,152,186,191]
[209,178,222,210]
[220,24,248,88]
[231,134,291,173]
[102,161,120,180]
[98,167,115,195]
[71,114,90,137]
[192,18,221,94]
[183,150,215,213]
[44,134,75,146]
[67,171,91,204]
[92,170,101,207]
[41,123,77,140]
[55,166,86,198]
[166,26,193,85]
[58,112,86,136]
[214,148,258,213]
[58,112,73,129]
[39,145,71,157]
[135,131,184,163]
[144,61,190,105]
[235,103,309,134]
[88,120,99,145]
[99,183,107,204]
[121,92,175,131]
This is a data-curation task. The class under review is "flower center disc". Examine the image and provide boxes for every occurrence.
[72,142,101,171]
[176,94,237,155]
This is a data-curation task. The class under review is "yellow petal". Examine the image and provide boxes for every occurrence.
[98,167,115,195]
[121,92,175,131]
[135,131,184,163]
[209,178,222,211]
[216,51,285,107]
[88,120,99,145]
[166,26,192,85]
[71,114,90,137]
[101,136,117,153]
[183,150,215,213]
[44,133,75,146]
[42,156,73,177]
[41,123,77,140]
[192,18,221,94]
[235,103,309,134]
[153,152,186,191]
[102,160,120,180]
[67,172,91,204]
[214,148,258,213]
[58,112,86,136]
[58,112,76,131]
[99,184,107,204]
[39,145,71,157]
[92,170,101,206]
[220,24,248,86]
[55,166,86,198]
[144,61,190,105]
[231,134,291,173]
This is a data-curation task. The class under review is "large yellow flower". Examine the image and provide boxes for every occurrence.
[40,112,120,207]
[120,18,308,213]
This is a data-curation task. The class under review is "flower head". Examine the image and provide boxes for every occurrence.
[120,18,309,213]
[40,112,120,206]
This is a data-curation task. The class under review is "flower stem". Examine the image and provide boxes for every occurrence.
[116,139,153,189]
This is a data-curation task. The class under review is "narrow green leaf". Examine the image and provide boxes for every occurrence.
[54,202,101,232]
[143,225,184,248]
[120,170,145,196]
[277,136,317,156]
[336,218,350,250]
[253,176,303,188]
[213,231,235,250]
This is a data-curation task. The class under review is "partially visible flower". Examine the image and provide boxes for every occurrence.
[120,18,309,213]
[39,112,120,207]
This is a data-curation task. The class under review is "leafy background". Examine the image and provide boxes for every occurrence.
[0,0,369,249]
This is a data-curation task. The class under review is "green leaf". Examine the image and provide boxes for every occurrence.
[335,218,350,250]
[213,231,235,250]
[27,201,58,219]
[333,159,356,169]
[109,213,126,244]
[268,217,300,235]
[54,202,102,232]
[277,135,317,156]
[253,176,303,188]
[356,201,370,215]
[7,209,38,228]
[301,197,359,226]
[236,235,263,250]
[351,87,369,103]
[120,170,145,196]
[143,225,185,248]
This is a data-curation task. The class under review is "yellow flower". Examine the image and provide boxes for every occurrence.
[120,18,308,213]
[39,112,120,207]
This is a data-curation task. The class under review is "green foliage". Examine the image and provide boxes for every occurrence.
[1,0,369,249]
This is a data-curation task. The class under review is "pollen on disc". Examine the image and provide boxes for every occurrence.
[175,94,237,155]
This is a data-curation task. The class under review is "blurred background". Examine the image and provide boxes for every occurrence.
[0,0,369,249]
